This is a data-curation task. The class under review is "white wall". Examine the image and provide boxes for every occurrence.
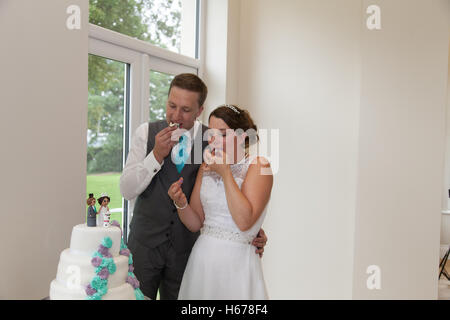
[442,34,450,245]
[235,0,362,299]
[0,0,88,299]
[352,0,449,299]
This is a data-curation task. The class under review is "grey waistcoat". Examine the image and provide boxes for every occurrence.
[129,120,209,253]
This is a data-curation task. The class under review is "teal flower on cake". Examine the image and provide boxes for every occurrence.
[95,257,116,275]
[91,275,107,291]
[102,236,113,249]
[107,259,117,274]
[120,239,127,250]
[92,251,103,259]
[87,293,102,300]
[96,286,107,296]
[135,288,145,300]
[98,258,110,270]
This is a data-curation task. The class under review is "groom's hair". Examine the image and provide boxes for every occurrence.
[169,73,208,108]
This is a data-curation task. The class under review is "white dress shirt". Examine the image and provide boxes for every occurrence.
[120,120,200,201]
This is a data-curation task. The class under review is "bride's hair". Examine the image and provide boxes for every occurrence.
[97,195,110,206]
[208,104,259,150]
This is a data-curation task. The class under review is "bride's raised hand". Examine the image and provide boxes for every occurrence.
[203,148,230,177]
[168,177,188,208]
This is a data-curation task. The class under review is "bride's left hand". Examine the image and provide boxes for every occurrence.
[204,148,230,177]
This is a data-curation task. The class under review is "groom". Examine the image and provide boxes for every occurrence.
[120,73,267,300]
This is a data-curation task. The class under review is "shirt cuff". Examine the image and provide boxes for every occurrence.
[144,150,164,175]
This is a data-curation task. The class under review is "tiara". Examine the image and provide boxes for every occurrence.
[226,104,240,114]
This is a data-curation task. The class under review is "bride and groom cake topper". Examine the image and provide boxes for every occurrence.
[86,193,111,227]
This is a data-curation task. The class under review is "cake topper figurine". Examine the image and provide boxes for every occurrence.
[86,193,97,227]
[98,193,111,227]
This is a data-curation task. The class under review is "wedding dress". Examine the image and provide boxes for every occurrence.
[178,155,269,300]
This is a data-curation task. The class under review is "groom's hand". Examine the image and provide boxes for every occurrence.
[252,228,268,258]
[153,125,178,164]
[168,177,188,208]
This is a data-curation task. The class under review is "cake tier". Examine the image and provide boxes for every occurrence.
[55,248,129,290]
[50,279,136,300]
[69,224,122,256]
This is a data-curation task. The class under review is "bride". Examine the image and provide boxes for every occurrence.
[168,104,273,299]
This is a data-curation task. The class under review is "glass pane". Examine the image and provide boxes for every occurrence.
[87,54,126,227]
[89,0,198,58]
[149,70,175,121]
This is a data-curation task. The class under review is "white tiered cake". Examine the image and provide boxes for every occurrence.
[50,223,144,300]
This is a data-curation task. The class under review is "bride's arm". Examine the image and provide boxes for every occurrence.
[189,162,206,223]
[221,157,273,231]
[168,163,206,232]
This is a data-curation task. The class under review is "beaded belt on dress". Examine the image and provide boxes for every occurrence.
[200,224,254,245]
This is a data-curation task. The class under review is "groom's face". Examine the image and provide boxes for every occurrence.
[166,86,204,131]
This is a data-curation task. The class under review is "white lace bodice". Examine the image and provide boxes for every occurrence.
[199,155,268,244]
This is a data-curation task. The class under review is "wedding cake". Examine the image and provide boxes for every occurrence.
[49,221,144,300]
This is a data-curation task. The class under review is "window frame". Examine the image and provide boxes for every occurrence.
[87,0,205,241]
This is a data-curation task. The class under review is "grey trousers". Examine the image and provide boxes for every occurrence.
[127,234,191,300]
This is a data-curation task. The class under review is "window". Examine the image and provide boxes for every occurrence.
[87,55,127,228]
[89,0,199,58]
[88,0,204,242]
[149,71,175,121]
